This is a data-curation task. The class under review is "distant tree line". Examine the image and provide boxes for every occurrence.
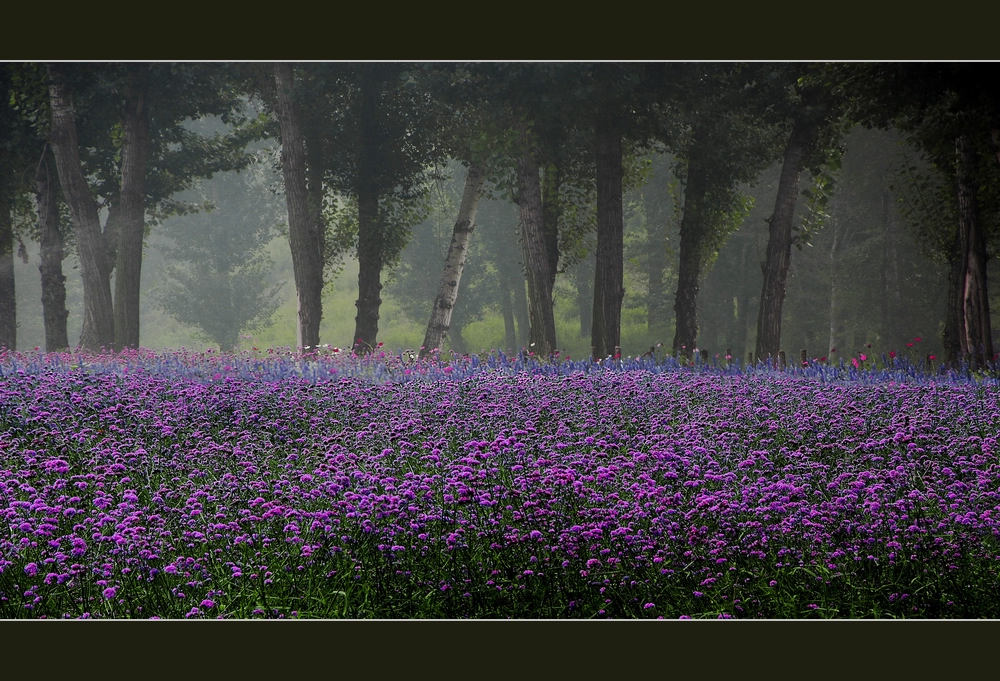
[2,62,998,368]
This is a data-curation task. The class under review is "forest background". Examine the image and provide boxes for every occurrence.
[3,62,997,368]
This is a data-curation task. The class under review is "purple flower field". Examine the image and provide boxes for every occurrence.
[2,347,1000,618]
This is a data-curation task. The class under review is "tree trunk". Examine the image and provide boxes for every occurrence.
[515,122,557,357]
[541,162,561,291]
[274,62,325,351]
[35,146,70,352]
[955,134,993,367]
[354,188,382,354]
[755,117,813,361]
[0,185,14,350]
[46,64,114,351]
[421,163,485,358]
[672,154,708,360]
[827,222,839,357]
[113,68,150,351]
[591,113,624,359]
[513,275,530,350]
[352,69,384,355]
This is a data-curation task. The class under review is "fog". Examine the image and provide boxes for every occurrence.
[4,62,997,365]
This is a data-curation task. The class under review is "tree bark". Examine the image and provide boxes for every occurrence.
[755,117,814,361]
[541,162,561,291]
[513,272,530,350]
[352,69,384,355]
[113,68,150,351]
[827,222,840,358]
[591,113,624,359]
[515,123,557,358]
[955,134,993,367]
[274,62,325,351]
[35,146,70,352]
[672,152,708,360]
[46,64,115,351]
[421,163,485,358]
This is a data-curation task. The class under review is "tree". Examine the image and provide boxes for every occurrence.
[4,64,72,351]
[841,62,1000,367]
[34,144,69,351]
[154,160,284,352]
[45,63,115,350]
[755,67,847,362]
[112,66,150,351]
[265,63,449,354]
[665,63,786,360]
[514,117,558,357]
[272,62,325,350]
[420,162,486,357]
[37,62,257,351]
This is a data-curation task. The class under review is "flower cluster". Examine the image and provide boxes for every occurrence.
[1,349,999,618]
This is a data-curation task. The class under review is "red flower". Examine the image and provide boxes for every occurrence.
[889,351,896,359]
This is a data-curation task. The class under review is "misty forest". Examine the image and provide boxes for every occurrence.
[5,62,1000,620]
[1,62,997,367]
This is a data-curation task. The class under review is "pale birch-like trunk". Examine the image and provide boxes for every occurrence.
[420,163,485,358]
